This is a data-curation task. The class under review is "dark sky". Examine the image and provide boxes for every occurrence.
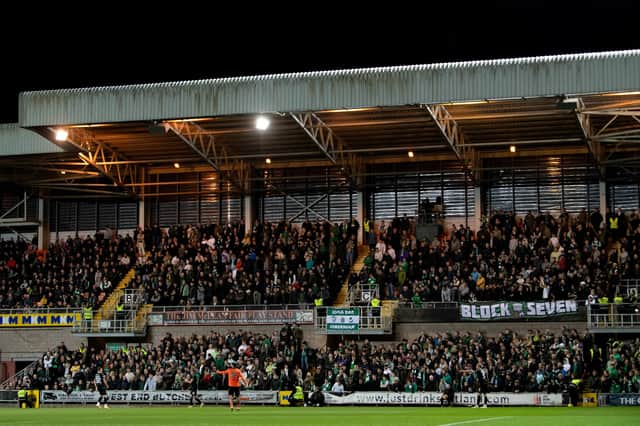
[2,3,639,124]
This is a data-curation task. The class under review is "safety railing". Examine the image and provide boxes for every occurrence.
[397,299,587,309]
[314,306,392,334]
[122,288,145,308]
[0,340,67,390]
[102,288,146,322]
[619,279,640,298]
[72,310,147,335]
[0,359,38,390]
[396,301,460,309]
[587,303,640,329]
[0,307,78,315]
[348,283,379,305]
[152,303,313,313]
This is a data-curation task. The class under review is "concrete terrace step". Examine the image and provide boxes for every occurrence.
[95,268,136,323]
[333,246,369,307]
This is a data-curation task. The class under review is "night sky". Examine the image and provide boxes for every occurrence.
[1,3,638,124]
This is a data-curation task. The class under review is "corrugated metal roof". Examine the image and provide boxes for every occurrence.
[19,50,640,127]
[0,123,63,156]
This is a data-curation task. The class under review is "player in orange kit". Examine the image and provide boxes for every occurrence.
[217,360,248,412]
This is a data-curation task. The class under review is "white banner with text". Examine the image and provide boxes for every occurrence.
[323,391,563,406]
[40,390,277,404]
[460,300,578,321]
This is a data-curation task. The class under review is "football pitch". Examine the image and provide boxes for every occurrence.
[2,406,640,426]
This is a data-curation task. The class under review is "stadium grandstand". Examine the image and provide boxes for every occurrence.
[1,50,640,423]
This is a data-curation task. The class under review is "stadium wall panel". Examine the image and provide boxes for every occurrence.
[0,329,86,361]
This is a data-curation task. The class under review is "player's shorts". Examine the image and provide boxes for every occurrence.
[97,384,107,396]
[228,386,240,397]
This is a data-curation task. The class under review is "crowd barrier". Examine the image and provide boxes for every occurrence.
[598,393,640,406]
[34,390,572,406]
[39,390,277,405]
[321,391,563,406]
[0,389,621,407]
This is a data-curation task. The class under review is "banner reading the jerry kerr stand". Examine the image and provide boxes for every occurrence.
[163,309,313,325]
[459,300,577,321]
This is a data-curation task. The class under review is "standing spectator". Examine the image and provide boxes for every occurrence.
[136,227,145,259]
[331,378,345,395]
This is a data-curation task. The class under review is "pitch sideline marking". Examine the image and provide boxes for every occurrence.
[438,416,511,426]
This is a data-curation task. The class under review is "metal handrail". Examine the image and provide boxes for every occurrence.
[397,301,460,309]
[0,307,79,315]
[348,283,379,304]
[122,288,145,307]
[315,315,392,331]
[0,359,38,390]
[314,306,392,333]
[152,304,313,313]
[397,299,588,309]
[72,315,147,334]
[587,303,640,328]
[619,279,640,297]
[0,341,64,389]
[102,288,146,321]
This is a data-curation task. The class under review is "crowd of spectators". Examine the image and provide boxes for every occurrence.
[3,209,639,401]
[0,233,134,309]
[2,206,639,311]
[9,328,639,396]
[359,208,640,304]
[129,219,356,307]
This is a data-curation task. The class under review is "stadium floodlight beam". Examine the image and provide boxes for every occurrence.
[256,116,271,131]
[55,129,69,141]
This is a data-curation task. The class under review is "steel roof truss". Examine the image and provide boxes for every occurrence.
[576,99,605,176]
[51,127,142,193]
[164,121,250,193]
[423,104,478,179]
[289,112,362,185]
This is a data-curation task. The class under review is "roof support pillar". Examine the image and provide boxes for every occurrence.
[37,198,48,249]
[599,180,608,218]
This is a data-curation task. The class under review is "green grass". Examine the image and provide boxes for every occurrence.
[1,406,639,426]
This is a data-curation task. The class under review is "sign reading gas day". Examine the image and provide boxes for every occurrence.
[326,308,360,331]
[460,300,578,321]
